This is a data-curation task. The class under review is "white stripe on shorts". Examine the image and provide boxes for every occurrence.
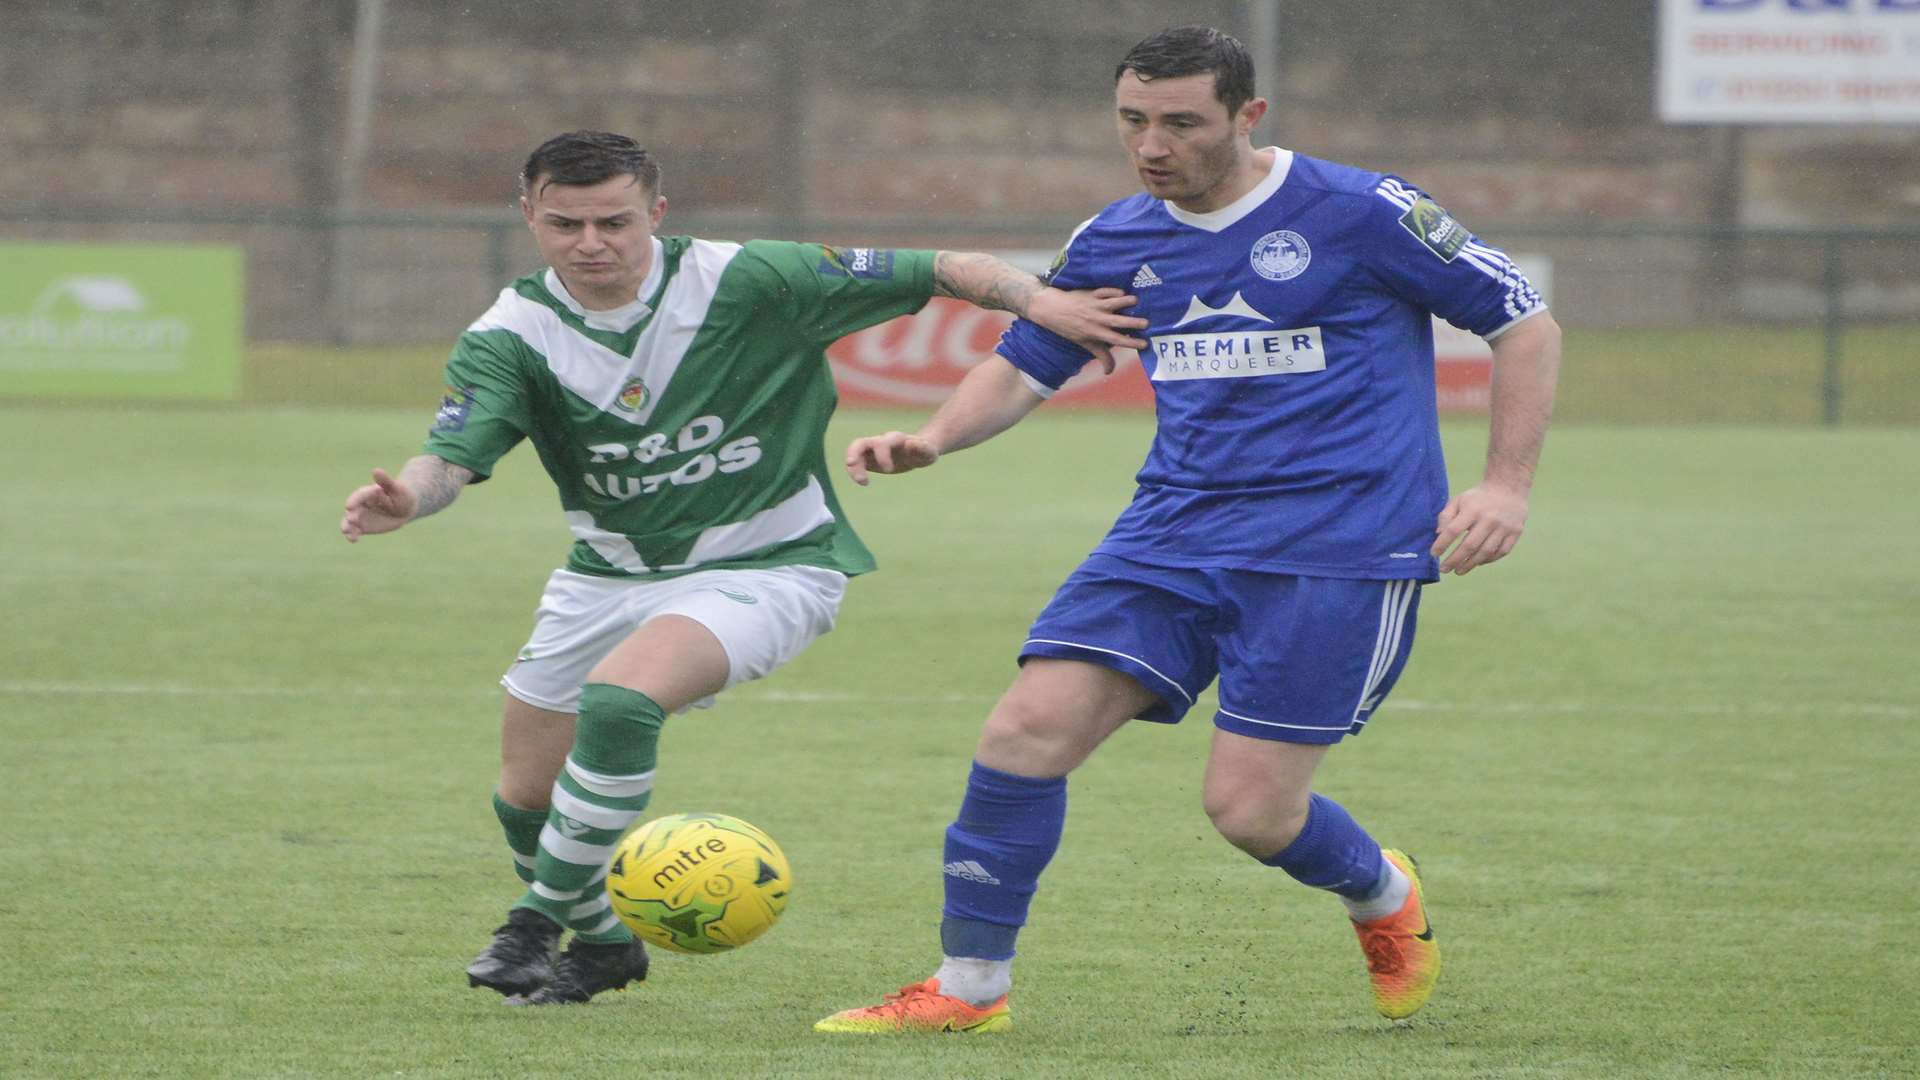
[1352,581,1416,722]
[1216,706,1349,733]
[1023,638,1194,704]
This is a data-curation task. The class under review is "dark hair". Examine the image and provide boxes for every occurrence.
[520,130,661,198]
[1114,25,1256,118]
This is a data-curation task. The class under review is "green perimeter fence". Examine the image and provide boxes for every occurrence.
[3,207,1916,425]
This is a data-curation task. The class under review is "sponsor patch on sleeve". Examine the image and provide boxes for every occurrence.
[1398,197,1470,263]
[431,385,476,433]
[817,246,896,280]
[1040,244,1070,285]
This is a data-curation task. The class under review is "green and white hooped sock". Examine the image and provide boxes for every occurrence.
[515,683,662,944]
[492,792,546,885]
[495,790,630,942]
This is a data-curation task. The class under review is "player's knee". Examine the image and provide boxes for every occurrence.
[1204,792,1308,858]
[976,695,1084,776]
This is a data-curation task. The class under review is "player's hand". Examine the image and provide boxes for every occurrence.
[1026,286,1150,375]
[1431,483,1528,575]
[844,432,940,486]
[340,468,419,542]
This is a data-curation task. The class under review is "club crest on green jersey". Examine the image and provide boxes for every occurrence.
[615,379,651,414]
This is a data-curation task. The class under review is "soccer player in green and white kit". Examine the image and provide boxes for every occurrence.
[339,131,1149,1005]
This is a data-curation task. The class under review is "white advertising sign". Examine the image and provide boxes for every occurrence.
[1660,0,1920,123]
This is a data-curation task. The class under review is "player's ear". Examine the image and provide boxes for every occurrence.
[649,194,668,229]
[1236,97,1269,137]
[519,195,535,229]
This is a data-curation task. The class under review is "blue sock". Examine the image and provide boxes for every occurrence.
[1259,793,1386,900]
[938,761,1067,961]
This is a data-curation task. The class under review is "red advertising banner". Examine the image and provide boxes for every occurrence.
[1432,320,1495,414]
[826,255,1546,413]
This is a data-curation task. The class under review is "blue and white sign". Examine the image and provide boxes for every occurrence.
[1660,0,1920,123]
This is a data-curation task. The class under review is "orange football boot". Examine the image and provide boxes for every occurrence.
[814,977,1012,1034]
[1352,849,1440,1019]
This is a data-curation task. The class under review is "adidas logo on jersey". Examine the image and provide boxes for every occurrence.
[942,860,1001,885]
[1131,264,1163,288]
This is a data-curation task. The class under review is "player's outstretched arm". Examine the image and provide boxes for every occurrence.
[1431,312,1562,575]
[932,252,1148,372]
[845,355,1046,486]
[340,454,476,542]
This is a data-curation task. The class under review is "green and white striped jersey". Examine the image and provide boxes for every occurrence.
[424,236,936,579]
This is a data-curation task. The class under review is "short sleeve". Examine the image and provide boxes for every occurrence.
[994,217,1102,391]
[421,329,531,481]
[736,240,936,343]
[1366,176,1545,339]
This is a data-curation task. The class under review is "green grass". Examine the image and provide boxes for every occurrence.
[245,323,1920,425]
[1548,324,1918,425]
[2,406,1916,1078]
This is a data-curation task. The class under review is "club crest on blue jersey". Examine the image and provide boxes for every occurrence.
[1250,230,1312,282]
[432,385,476,433]
[817,246,896,280]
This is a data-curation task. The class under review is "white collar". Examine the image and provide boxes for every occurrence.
[1163,148,1295,233]
[544,235,665,333]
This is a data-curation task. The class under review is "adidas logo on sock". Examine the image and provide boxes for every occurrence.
[942,860,1002,885]
[1131,263,1163,288]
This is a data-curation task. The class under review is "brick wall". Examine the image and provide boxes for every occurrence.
[10,0,1915,220]
[4,0,1914,340]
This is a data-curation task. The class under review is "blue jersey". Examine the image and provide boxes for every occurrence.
[997,149,1545,581]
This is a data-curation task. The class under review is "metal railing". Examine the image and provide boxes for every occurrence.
[4,208,1916,425]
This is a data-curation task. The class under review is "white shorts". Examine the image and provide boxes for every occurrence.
[500,564,848,715]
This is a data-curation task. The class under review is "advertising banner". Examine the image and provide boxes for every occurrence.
[1659,0,1920,123]
[0,243,244,401]
[828,253,1551,413]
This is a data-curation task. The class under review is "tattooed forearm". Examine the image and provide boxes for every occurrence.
[933,251,1043,318]
[398,454,474,520]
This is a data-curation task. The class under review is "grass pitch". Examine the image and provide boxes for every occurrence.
[1,405,1915,1078]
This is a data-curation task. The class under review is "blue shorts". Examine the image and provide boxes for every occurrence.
[1021,554,1421,745]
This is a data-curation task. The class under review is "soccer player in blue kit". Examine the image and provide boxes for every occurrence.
[815,26,1561,1032]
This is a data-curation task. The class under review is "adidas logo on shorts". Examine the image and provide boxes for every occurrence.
[1131,263,1163,288]
[942,859,1001,885]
